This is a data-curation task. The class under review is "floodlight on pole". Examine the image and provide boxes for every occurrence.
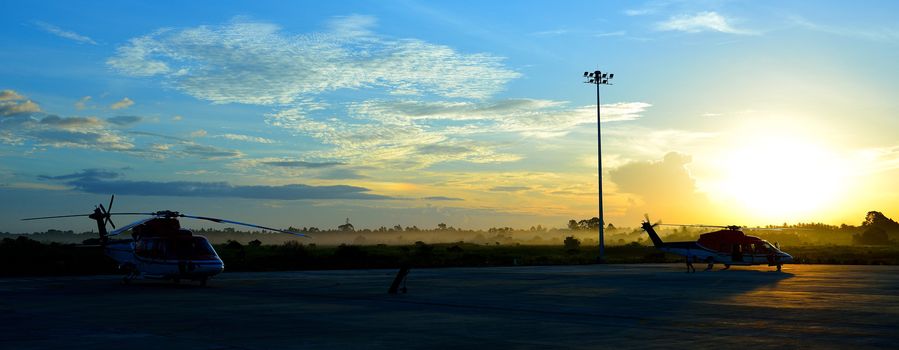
[583,69,613,263]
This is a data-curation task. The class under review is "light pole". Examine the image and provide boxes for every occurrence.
[583,69,613,263]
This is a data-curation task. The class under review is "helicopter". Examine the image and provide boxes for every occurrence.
[22,195,308,285]
[640,215,793,272]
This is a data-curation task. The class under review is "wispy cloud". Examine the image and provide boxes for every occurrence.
[106,115,142,126]
[490,186,530,192]
[788,15,899,43]
[261,160,343,168]
[422,196,464,201]
[531,29,569,37]
[216,133,276,144]
[40,169,392,200]
[108,16,520,105]
[110,97,134,110]
[657,12,754,35]
[74,96,92,110]
[33,21,98,45]
[594,31,627,37]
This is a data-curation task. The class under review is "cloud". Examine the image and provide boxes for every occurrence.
[43,170,391,200]
[0,90,25,101]
[181,144,242,159]
[33,21,98,45]
[217,133,275,144]
[106,115,142,126]
[422,196,464,201]
[316,168,367,180]
[110,97,134,110]
[657,12,753,35]
[609,152,714,221]
[0,92,135,151]
[788,15,899,43]
[531,29,569,37]
[594,31,627,37]
[74,96,92,110]
[262,160,343,168]
[189,129,207,138]
[1,90,41,116]
[0,92,243,160]
[490,186,530,192]
[348,99,651,138]
[108,17,520,105]
[38,168,122,180]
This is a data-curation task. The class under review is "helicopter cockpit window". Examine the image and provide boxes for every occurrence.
[191,237,217,260]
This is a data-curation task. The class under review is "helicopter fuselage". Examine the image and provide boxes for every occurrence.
[642,221,793,269]
[106,237,224,281]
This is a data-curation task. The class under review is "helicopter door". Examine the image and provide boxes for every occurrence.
[731,244,743,262]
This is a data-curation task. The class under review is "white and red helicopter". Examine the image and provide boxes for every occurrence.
[23,195,308,285]
[641,215,793,272]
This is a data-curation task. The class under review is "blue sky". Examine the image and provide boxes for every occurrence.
[2,0,898,233]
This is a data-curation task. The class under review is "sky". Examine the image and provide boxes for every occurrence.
[2,0,898,233]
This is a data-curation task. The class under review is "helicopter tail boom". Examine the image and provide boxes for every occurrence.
[640,219,664,248]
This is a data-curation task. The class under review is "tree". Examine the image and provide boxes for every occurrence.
[853,226,890,245]
[563,236,581,251]
[248,239,262,247]
[568,219,578,231]
[437,223,447,230]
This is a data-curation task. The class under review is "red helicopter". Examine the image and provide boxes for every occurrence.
[23,195,308,285]
[641,215,793,272]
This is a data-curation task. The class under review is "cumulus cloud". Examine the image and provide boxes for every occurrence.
[657,12,752,35]
[609,152,714,221]
[1,89,41,116]
[34,21,98,45]
[41,169,391,200]
[110,97,134,110]
[0,90,25,101]
[108,17,520,105]
[0,91,237,159]
[0,92,134,150]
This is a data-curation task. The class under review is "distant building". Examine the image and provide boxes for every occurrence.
[338,218,355,232]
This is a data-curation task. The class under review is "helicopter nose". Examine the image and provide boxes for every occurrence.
[782,253,793,263]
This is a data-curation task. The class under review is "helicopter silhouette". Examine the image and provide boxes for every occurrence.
[641,215,793,272]
[22,195,308,285]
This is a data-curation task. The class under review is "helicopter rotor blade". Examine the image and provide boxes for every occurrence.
[21,214,92,221]
[179,214,309,237]
[657,223,733,229]
[105,195,116,229]
[108,217,157,237]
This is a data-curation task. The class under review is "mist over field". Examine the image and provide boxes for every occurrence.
[5,211,896,248]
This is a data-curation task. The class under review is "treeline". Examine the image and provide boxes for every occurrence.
[4,211,898,247]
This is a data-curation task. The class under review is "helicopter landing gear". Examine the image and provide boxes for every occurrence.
[776,264,782,272]
[120,263,136,284]
[704,257,714,271]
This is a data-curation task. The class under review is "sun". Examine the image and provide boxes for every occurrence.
[714,127,848,222]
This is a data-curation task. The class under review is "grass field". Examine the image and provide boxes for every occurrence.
[3,235,899,277]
